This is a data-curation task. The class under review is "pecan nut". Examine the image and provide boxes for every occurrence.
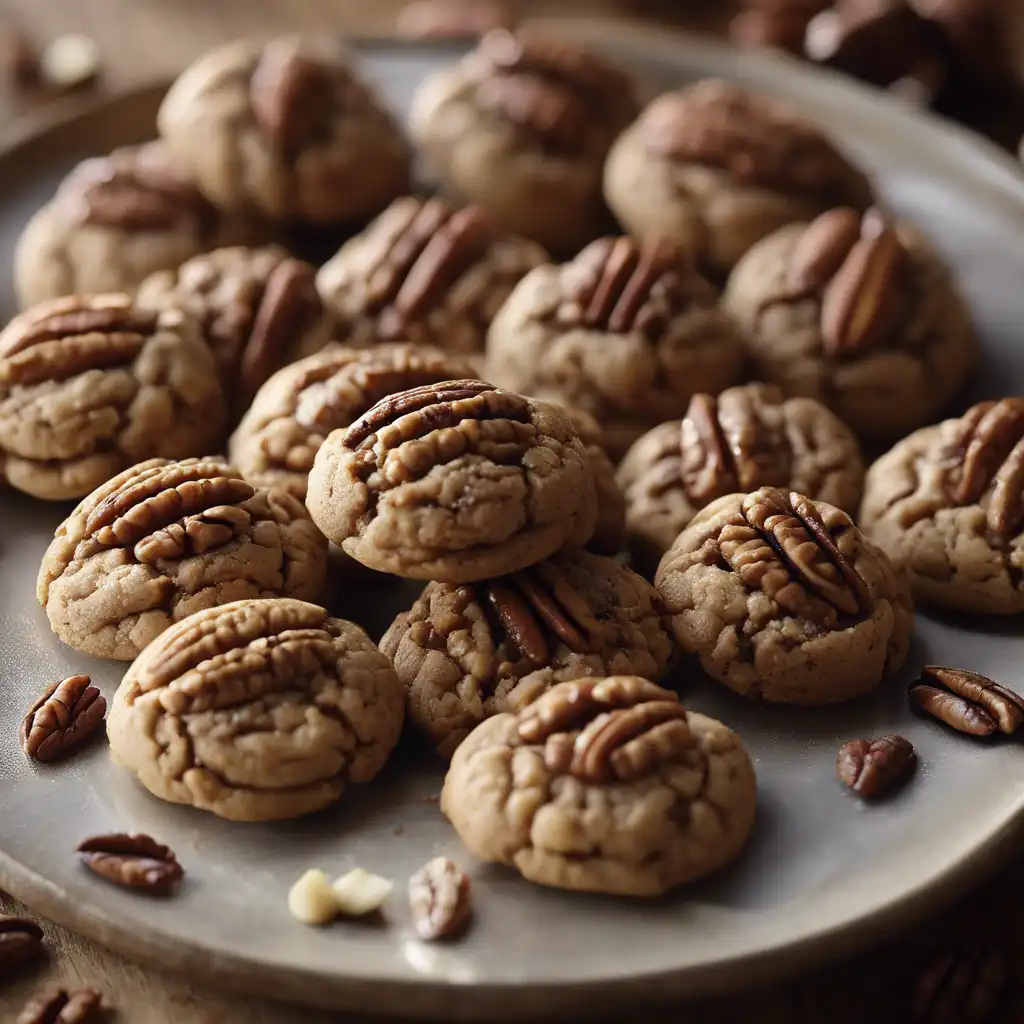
[408,856,472,941]
[913,945,1007,1024]
[786,206,863,293]
[19,675,106,762]
[77,833,184,896]
[909,666,1024,736]
[16,986,102,1024]
[836,734,915,798]
[0,915,45,976]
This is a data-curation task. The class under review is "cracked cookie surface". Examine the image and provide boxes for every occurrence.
[656,486,913,703]
[107,598,404,821]
[617,383,864,574]
[380,550,675,758]
[441,675,756,895]
[157,34,410,223]
[860,398,1024,614]
[0,294,225,501]
[724,208,977,441]
[484,236,746,459]
[38,456,328,660]
[306,379,597,581]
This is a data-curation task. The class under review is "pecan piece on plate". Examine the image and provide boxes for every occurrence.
[77,832,184,896]
[836,734,915,798]
[909,665,1024,736]
[408,856,472,941]
[0,915,45,976]
[19,675,106,763]
[16,985,102,1024]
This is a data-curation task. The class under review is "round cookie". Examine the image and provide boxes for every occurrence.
[38,456,328,661]
[724,207,977,441]
[315,195,547,354]
[603,79,873,277]
[410,30,638,253]
[13,142,256,309]
[0,294,225,501]
[484,236,747,460]
[656,487,913,704]
[860,398,1024,615]
[157,34,410,224]
[380,549,675,758]
[441,675,757,896]
[306,379,597,582]
[617,383,865,575]
[107,598,404,821]
[137,245,332,407]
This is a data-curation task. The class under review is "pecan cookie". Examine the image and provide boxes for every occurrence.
[410,30,638,253]
[860,398,1024,614]
[484,236,747,460]
[603,79,873,276]
[724,207,977,441]
[380,550,675,758]
[13,142,255,308]
[617,383,865,574]
[0,295,225,501]
[107,598,404,821]
[157,35,410,224]
[656,487,913,703]
[38,456,328,660]
[315,196,547,353]
[306,379,596,581]
[137,245,332,407]
[441,676,756,896]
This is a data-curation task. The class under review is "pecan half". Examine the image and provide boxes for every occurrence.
[77,833,184,896]
[908,685,996,737]
[408,856,472,941]
[836,735,915,798]
[16,986,102,1024]
[19,675,106,763]
[720,488,870,623]
[944,398,1024,538]
[913,945,1007,1024]
[910,666,1024,735]
[786,206,863,293]
[0,915,44,976]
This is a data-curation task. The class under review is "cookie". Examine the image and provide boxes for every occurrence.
[617,383,865,575]
[484,236,747,460]
[410,30,638,253]
[441,675,756,896]
[380,550,675,758]
[13,142,256,309]
[315,196,547,353]
[724,207,977,441]
[656,487,914,704]
[107,598,404,821]
[157,35,410,224]
[137,245,332,407]
[306,379,596,581]
[0,294,225,501]
[38,456,328,661]
[860,398,1024,615]
[604,79,873,277]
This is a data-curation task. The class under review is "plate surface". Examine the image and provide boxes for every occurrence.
[2,20,1024,1021]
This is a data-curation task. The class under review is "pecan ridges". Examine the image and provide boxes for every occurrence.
[16,985,102,1024]
[408,856,472,941]
[909,666,1024,737]
[836,735,915,798]
[77,832,184,896]
[20,675,106,763]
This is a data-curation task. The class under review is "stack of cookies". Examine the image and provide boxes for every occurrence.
[4,25,1014,908]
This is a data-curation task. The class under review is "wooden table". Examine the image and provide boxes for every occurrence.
[1,2,1023,1022]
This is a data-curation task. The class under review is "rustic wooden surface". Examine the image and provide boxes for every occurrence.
[1,1,1023,1021]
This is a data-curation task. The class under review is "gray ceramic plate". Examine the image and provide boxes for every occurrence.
[2,18,1024,1022]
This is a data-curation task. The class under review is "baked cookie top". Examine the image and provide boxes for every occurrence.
[440,675,757,896]
[107,598,404,821]
[306,378,596,581]
[380,549,675,758]
[860,397,1024,615]
[0,294,224,501]
[37,456,328,661]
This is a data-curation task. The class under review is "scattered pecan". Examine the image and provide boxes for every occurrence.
[77,833,184,896]
[913,944,1007,1024]
[408,856,472,941]
[397,0,513,39]
[19,675,106,763]
[16,986,102,1024]
[836,735,915,798]
[909,686,996,737]
[910,666,1024,736]
[0,915,44,976]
